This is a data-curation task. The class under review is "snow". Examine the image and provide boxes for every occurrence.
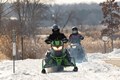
[112,11,120,16]
[88,48,120,61]
[0,49,120,80]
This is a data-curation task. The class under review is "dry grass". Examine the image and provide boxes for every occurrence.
[81,37,120,53]
[0,28,120,60]
[0,51,10,61]
[0,35,12,60]
[38,29,120,53]
[105,58,120,67]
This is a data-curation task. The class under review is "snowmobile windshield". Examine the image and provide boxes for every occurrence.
[51,40,64,51]
[51,40,63,47]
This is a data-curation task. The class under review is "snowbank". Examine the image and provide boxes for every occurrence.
[88,48,120,61]
[0,49,120,80]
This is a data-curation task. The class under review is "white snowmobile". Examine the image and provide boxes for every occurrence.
[68,27,87,63]
[68,43,87,63]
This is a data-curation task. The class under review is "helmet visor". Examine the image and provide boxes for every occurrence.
[72,30,78,34]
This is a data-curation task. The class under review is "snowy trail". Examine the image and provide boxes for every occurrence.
[0,60,120,80]
[0,49,120,80]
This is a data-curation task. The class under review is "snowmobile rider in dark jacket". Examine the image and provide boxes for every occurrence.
[45,24,68,44]
[69,27,84,44]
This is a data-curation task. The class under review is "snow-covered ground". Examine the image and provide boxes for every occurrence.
[0,49,120,80]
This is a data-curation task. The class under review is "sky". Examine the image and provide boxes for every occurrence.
[55,0,120,4]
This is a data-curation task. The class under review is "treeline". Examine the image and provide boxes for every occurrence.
[2,2,120,30]
[48,3,103,26]
[4,2,104,27]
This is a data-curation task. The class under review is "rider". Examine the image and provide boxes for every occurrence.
[45,24,68,44]
[69,26,84,44]
[45,24,73,66]
[69,26,87,62]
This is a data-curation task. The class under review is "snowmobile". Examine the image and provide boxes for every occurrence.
[68,43,87,63]
[41,40,78,74]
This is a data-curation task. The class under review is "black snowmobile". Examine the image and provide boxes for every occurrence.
[41,40,78,74]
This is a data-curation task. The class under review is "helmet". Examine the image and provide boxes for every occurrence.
[72,26,78,31]
[72,26,78,34]
[52,24,60,32]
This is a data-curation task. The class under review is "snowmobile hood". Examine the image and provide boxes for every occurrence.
[51,40,63,47]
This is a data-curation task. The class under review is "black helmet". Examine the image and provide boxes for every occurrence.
[52,24,60,32]
[72,26,78,34]
[72,26,78,31]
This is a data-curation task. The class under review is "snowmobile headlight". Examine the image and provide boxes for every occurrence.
[71,45,77,48]
[52,46,63,51]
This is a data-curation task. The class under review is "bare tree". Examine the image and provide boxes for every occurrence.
[100,0,120,51]
[13,0,49,59]
[61,10,73,31]
[0,0,9,35]
[49,4,74,31]
[100,0,120,32]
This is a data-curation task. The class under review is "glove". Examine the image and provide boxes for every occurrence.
[45,39,51,44]
[62,38,68,43]
[80,36,84,40]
